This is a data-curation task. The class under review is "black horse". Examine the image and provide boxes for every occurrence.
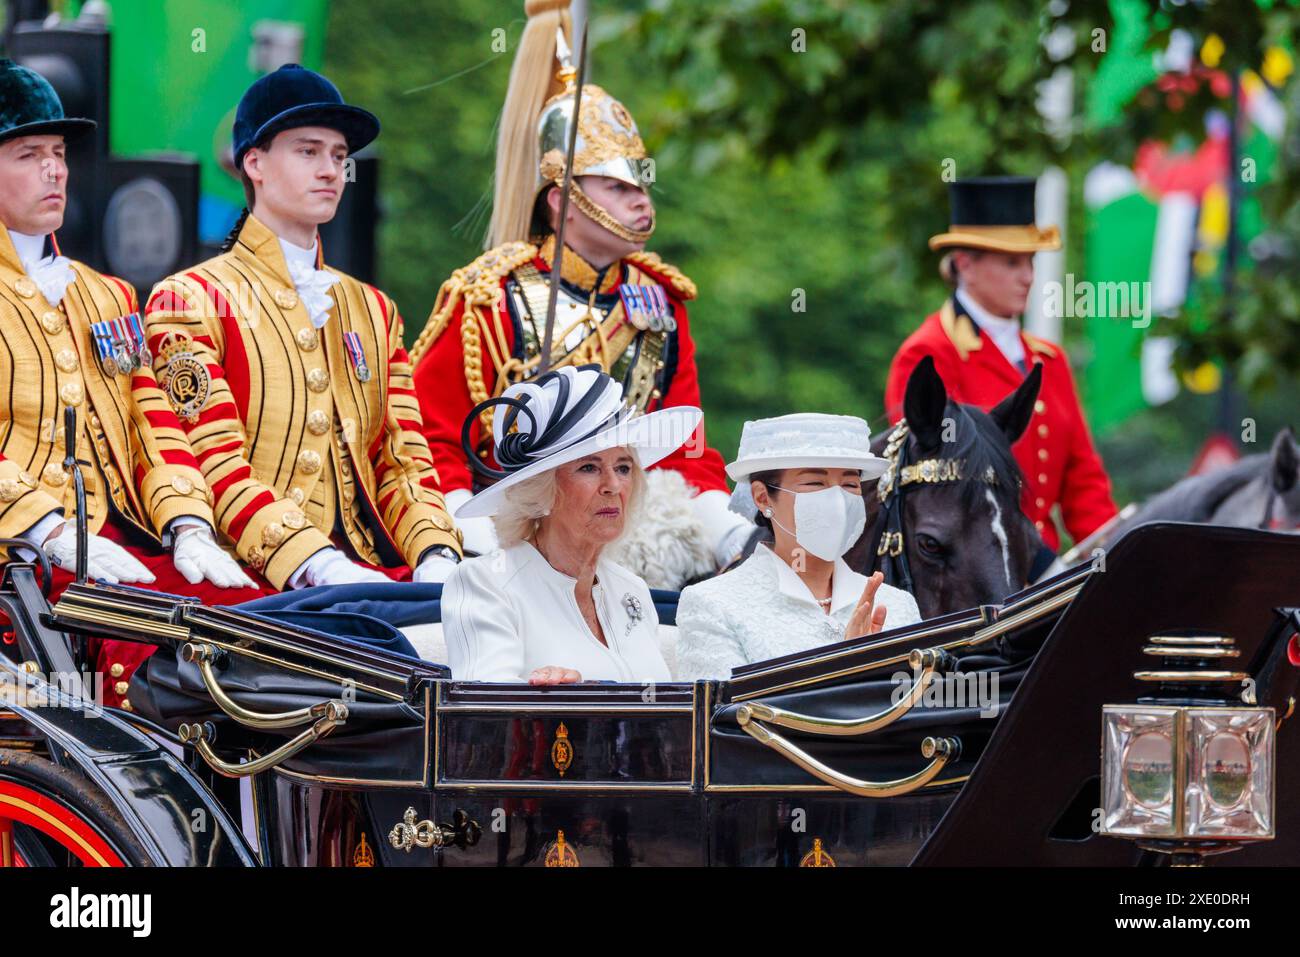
[844,356,1044,619]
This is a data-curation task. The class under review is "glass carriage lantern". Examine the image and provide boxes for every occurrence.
[1100,632,1275,865]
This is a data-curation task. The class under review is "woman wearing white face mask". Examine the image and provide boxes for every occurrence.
[675,414,920,680]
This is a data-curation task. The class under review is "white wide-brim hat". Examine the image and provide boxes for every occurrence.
[726,412,889,519]
[455,364,702,520]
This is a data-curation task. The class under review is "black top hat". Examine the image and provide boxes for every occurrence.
[929,176,1060,253]
[233,64,379,166]
[0,58,96,145]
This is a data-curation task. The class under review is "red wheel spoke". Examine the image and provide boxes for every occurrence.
[0,782,125,867]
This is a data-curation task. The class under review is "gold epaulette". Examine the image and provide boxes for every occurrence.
[1022,331,1059,359]
[409,241,537,365]
[624,250,697,301]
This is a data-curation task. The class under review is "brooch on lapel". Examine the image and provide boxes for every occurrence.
[622,592,644,636]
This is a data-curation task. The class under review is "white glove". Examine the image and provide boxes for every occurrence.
[172,524,258,589]
[43,522,156,585]
[691,489,755,567]
[290,547,392,589]
[412,553,458,584]
[446,487,496,556]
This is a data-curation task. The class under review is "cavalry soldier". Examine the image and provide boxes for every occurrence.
[410,0,750,586]
[0,60,263,707]
[885,176,1117,552]
[144,65,462,591]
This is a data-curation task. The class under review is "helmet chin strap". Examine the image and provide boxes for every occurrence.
[564,178,655,244]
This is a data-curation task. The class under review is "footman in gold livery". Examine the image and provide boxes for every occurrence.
[143,65,462,592]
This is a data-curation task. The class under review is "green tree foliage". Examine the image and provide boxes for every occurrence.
[323,0,1297,502]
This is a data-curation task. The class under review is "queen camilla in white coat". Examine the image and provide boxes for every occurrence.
[675,414,921,681]
[442,365,699,685]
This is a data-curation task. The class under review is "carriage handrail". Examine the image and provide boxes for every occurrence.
[182,641,346,730]
[178,707,348,778]
[736,705,960,798]
[738,647,956,737]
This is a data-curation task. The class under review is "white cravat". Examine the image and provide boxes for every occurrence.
[278,236,340,329]
[956,286,1027,369]
[10,230,76,306]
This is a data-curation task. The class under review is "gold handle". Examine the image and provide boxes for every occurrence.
[388,808,482,853]
[183,642,344,730]
[388,808,455,852]
[737,706,959,798]
[737,647,954,737]
[178,705,348,778]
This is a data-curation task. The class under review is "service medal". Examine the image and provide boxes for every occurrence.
[618,284,650,331]
[343,331,371,383]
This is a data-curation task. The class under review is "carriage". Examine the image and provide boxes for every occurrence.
[1,519,1295,868]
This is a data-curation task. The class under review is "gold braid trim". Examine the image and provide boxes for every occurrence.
[409,241,537,365]
[624,251,697,301]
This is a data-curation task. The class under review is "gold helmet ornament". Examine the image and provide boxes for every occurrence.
[488,0,654,249]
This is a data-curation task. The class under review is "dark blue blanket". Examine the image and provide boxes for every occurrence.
[235,582,681,660]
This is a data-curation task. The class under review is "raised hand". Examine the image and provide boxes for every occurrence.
[845,570,889,639]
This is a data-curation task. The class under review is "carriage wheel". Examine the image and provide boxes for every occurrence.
[0,749,150,867]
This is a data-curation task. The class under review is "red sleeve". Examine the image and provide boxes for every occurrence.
[885,319,965,422]
[412,292,507,495]
[1056,359,1119,541]
[652,297,728,493]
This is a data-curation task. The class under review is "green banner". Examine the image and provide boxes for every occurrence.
[77,0,329,242]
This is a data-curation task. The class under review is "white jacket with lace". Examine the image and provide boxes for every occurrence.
[674,545,921,681]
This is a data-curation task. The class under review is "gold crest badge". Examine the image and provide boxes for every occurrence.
[158,333,211,422]
[544,829,580,868]
[551,721,573,777]
[352,833,374,867]
[799,838,836,867]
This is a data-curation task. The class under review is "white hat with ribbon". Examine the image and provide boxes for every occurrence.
[726,412,889,519]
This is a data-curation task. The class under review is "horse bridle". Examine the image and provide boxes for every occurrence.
[868,418,999,595]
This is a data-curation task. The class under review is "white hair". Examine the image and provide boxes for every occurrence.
[492,458,648,549]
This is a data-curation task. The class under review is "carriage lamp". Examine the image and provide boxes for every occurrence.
[1100,634,1275,862]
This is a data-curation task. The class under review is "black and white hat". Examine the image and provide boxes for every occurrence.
[456,365,702,519]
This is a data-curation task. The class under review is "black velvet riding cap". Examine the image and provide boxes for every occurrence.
[233,63,379,165]
[0,58,96,145]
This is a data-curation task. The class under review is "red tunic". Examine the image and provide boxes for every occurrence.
[412,249,727,496]
[885,300,1117,551]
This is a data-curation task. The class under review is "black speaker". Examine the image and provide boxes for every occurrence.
[318,153,379,283]
[102,155,200,296]
[8,20,111,268]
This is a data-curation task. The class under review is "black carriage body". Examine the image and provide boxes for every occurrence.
[11,522,1300,867]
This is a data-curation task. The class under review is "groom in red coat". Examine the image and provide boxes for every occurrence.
[885,177,1117,552]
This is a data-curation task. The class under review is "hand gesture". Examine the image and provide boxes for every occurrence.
[845,571,889,639]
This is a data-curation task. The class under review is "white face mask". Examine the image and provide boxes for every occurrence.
[767,485,867,561]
